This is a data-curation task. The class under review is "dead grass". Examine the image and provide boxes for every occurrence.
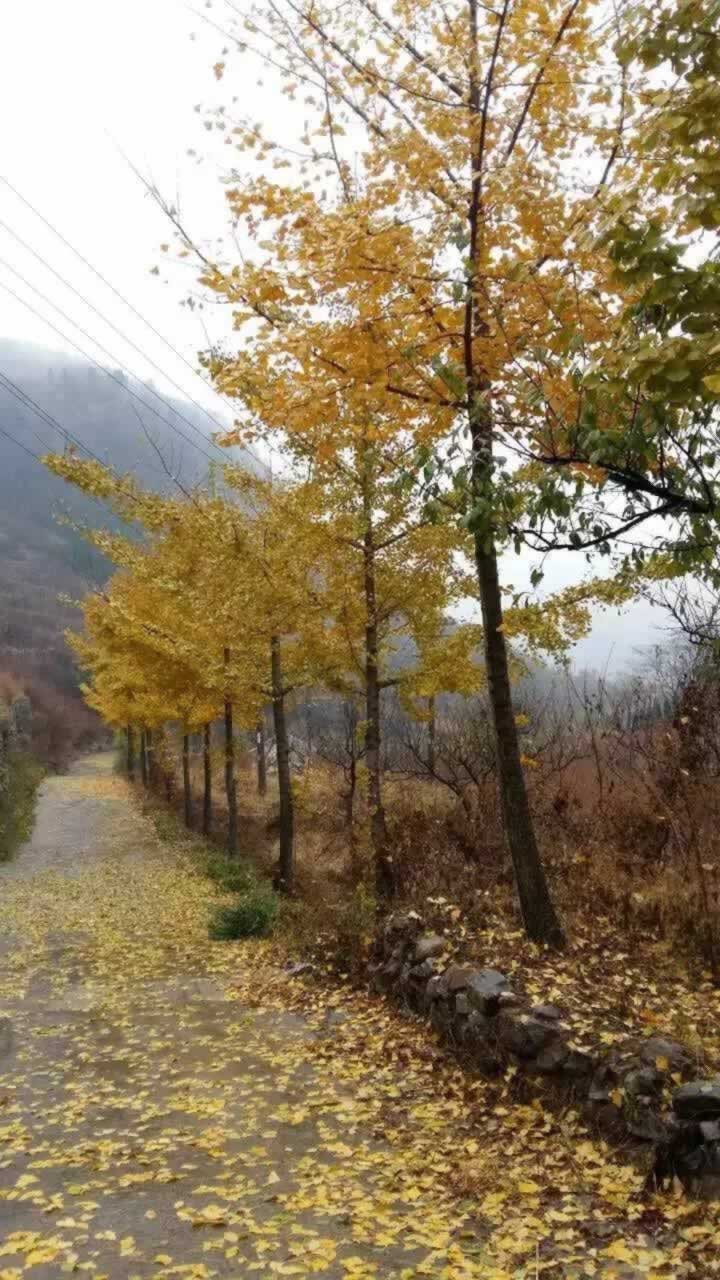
[154,732,720,1065]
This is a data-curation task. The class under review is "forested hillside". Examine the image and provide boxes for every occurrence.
[0,338,255,691]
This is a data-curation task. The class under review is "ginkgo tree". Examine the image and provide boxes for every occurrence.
[182,0,684,945]
[46,454,368,889]
[45,436,633,918]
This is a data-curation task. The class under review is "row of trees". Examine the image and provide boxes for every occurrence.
[45,451,619,902]
[48,0,720,946]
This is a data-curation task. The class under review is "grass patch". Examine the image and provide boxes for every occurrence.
[209,882,279,940]
[0,751,44,862]
[140,796,278,942]
[204,851,257,895]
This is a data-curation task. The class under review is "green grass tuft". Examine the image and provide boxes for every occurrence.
[0,751,44,862]
[209,883,279,940]
[204,852,257,895]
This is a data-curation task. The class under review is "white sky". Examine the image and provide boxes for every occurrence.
[0,0,230,404]
[0,0,668,670]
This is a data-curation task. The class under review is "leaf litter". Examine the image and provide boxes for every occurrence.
[0,758,719,1277]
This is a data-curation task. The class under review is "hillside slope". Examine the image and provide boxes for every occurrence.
[0,338,253,691]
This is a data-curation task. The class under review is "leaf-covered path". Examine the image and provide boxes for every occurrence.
[0,754,491,1280]
[0,756,717,1279]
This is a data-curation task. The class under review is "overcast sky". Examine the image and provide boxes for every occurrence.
[0,0,669,671]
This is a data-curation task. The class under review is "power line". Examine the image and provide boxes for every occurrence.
[0,174,274,473]
[0,266,219,469]
[0,254,224,467]
[0,211,236,451]
[0,175,228,404]
[0,366,169,499]
[0,421,43,463]
[0,368,103,462]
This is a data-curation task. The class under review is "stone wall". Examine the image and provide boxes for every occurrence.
[370,912,720,1191]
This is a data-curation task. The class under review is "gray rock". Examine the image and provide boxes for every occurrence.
[532,1003,563,1022]
[498,1011,559,1060]
[425,975,446,1002]
[414,934,446,962]
[701,1120,720,1142]
[430,998,454,1033]
[640,1036,691,1071]
[534,1040,569,1073]
[455,993,472,1015]
[673,1081,720,1120]
[464,1010,493,1043]
[464,969,512,1015]
[627,1108,668,1143]
[562,1048,596,1079]
[385,911,422,935]
[623,1066,663,1100]
[0,1017,12,1057]
[442,965,477,994]
[589,1062,618,1104]
[409,958,436,981]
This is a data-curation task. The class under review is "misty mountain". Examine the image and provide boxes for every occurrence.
[0,338,256,691]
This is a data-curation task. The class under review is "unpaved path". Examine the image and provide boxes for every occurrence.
[0,755,488,1280]
[0,756,696,1279]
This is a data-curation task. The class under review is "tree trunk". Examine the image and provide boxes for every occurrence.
[345,754,356,829]
[224,649,239,857]
[464,0,563,947]
[271,635,294,893]
[362,476,393,899]
[256,715,267,797]
[428,695,436,775]
[140,728,148,788]
[145,727,156,791]
[126,724,135,781]
[474,536,565,947]
[203,722,212,836]
[182,732,193,829]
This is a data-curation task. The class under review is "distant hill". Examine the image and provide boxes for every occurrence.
[0,338,257,692]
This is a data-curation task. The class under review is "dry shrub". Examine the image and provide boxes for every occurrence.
[156,665,720,979]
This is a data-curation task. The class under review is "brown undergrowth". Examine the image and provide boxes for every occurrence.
[152,744,720,1087]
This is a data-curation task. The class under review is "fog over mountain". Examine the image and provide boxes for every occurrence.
[0,338,257,690]
[0,336,666,696]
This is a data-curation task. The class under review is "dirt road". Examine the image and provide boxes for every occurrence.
[0,755,686,1279]
[0,755,493,1279]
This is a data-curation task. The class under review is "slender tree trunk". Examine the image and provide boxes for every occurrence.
[362,473,393,899]
[270,635,294,893]
[182,732,193,829]
[464,0,563,947]
[126,724,135,781]
[345,754,357,829]
[427,695,436,775]
[224,648,239,857]
[145,727,156,791]
[256,715,267,797]
[203,722,212,837]
[474,537,565,946]
[140,728,148,788]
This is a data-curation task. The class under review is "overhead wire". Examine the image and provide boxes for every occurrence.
[0,364,182,519]
[0,265,219,469]
[0,212,236,452]
[0,367,107,463]
[0,174,275,474]
[0,421,43,463]
[0,254,223,467]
